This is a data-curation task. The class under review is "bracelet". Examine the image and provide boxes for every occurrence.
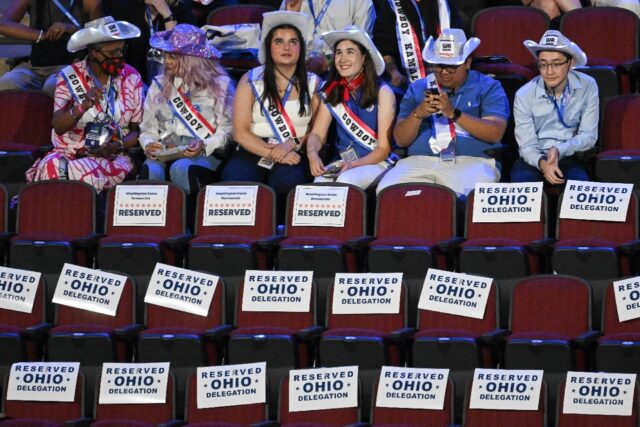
[35,30,43,44]
[163,14,176,23]
[412,111,422,120]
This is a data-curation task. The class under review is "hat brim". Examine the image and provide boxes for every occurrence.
[523,39,588,68]
[258,11,310,64]
[322,29,385,76]
[150,29,221,59]
[67,21,141,53]
[422,36,480,65]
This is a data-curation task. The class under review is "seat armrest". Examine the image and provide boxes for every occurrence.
[389,327,416,343]
[162,233,193,250]
[256,234,286,251]
[479,328,510,345]
[250,422,280,427]
[0,232,15,246]
[65,417,94,427]
[72,233,102,250]
[527,238,556,254]
[618,58,640,76]
[157,420,185,427]
[345,236,375,251]
[344,423,370,427]
[436,237,465,253]
[296,325,326,340]
[113,324,144,341]
[619,239,640,256]
[24,322,54,340]
[472,55,511,66]
[483,143,508,159]
[202,324,234,342]
[573,330,601,348]
[37,144,55,156]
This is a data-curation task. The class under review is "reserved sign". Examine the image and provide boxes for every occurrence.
[613,276,640,322]
[473,182,543,223]
[470,369,543,411]
[418,269,492,319]
[7,362,80,402]
[0,266,41,313]
[99,362,170,404]
[197,362,266,409]
[289,366,358,412]
[113,185,168,226]
[376,366,449,410]
[563,372,636,416]
[291,186,349,227]
[559,181,633,222]
[202,185,258,226]
[242,270,313,312]
[332,273,403,314]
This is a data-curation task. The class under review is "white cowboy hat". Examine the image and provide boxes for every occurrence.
[422,28,480,66]
[258,11,310,64]
[524,30,587,68]
[67,16,141,53]
[321,26,385,76]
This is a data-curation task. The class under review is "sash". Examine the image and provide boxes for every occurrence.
[388,0,426,83]
[426,74,456,153]
[249,67,299,142]
[323,95,377,152]
[61,63,113,120]
[155,78,217,140]
[52,0,80,27]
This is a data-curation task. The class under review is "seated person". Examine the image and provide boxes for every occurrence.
[522,0,580,23]
[0,0,103,94]
[377,28,509,197]
[511,30,598,185]
[25,16,144,192]
[139,24,234,195]
[221,11,321,219]
[307,26,395,189]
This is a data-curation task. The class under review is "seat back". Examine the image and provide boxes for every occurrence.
[55,276,135,329]
[235,280,315,329]
[194,182,276,239]
[465,190,547,242]
[561,7,639,65]
[600,94,640,152]
[145,276,224,330]
[278,375,359,424]
[206,4,274,25]
[556,191,638,245]
[104,181,185,239]
[375,183,457,243]
[510,275,591,337]
[556,381,638,427]
[416,281,498,335]
[285,183,367,241]
[602,282,640,336]
[0,183,6,234]
[184,373,268,424]
[3,372,85,422]
[371,378,454,425]
[16,181,95,239]
[326,282,406,333]
[0,277,46,329]
[94,373,175,423]
[0,90,53,148]
[471,6,549,68]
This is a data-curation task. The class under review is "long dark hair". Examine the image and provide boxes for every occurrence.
[323,39,378,109]
[261,24,311,116]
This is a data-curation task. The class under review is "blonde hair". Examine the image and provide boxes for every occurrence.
[158,53,231,102]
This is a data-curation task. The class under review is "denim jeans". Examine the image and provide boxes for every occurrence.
[141,156,220,194]
[510,156,589,183]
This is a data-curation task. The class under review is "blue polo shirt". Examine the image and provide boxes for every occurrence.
[399,70,510,158]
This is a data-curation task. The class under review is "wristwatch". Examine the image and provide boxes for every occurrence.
[163,14,177,23]
[450,108,462,122]
[538,154,548,168]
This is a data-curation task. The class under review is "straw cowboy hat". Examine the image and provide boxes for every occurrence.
[67,16,140,53]
[524,30,587,68]
[150,24,221,59]
[258,11,310,64]
[422,28,480,66]
[321,26,385,76]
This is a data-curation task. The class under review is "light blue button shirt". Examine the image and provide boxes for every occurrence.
[514,70,599,169]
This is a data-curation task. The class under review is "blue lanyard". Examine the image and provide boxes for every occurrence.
[308,0,333,31]
[51,0,80,27]
[86,66,118,135]
[547,83,572,129]
[145,6,160,36]
[281,77,295,105]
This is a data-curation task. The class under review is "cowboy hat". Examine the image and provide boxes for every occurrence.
[422,28,480,66]
[524,30,587,68]
[67,16,140,53]
[322,26,385,76]
[150,24,220,59]
[258,11,310,64]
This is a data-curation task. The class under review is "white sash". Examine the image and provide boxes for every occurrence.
[426,74,455,153]
[250,67,300,142]
[389,0,426,83]
[156,78,217,140]
[60,64,90,104]
[437,0,451,31]
[324,99,377,152]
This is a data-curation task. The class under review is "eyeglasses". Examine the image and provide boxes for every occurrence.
[272,38,300,48]
[432,63,462,73]
[94,44,128,58]
[537,60,570,71]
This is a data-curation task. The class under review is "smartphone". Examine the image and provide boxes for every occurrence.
[425,87,439,97]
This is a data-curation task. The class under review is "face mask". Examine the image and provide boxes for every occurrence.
[94,54,125,76]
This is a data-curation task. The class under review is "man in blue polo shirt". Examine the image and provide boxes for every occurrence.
[511,30,598,185]
[376,28,509,196]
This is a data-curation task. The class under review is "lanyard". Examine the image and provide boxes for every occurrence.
[281,77,295,105]
[51,0,80,27]
[85,66,120,139]
[307,0,333,32]
[408,0,427,44]
[145,6,160,36]
[546,83,572,129]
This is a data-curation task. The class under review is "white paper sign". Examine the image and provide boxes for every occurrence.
[470,368,543,411]
[203,185,258,226]
[113,185,168,226]
[473,182,543,223]
[7,362,80,402]
[289,366,358,412]
[418,269,492,319]
[559,181,633,222]
[291,185,349,227]
[197,362,266,409]
[563,371,636,416]
[376,366,449,410]
[145,263,219,317]
[99,362,170,404]
[52,263,127,316]
[332,273,403,314]
[0,266,41,313]
[242,270,313,312]
[613,276,640,322]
